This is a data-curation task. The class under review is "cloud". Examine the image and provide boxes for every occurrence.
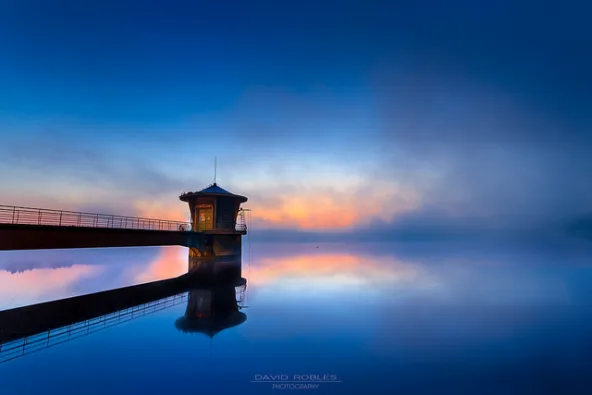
[371,64,592,225]
[133,200,189,222]
[244,180,420,230]
[1,261,74,274]
[247,248,435,293]
[0,0,589,239]
[0,122,197,217]
[134,246,187,284]
[0,264,100,310]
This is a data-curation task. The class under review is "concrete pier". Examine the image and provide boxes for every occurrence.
[0,223,209,251]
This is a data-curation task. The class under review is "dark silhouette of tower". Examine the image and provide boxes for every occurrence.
[175,279,247,338]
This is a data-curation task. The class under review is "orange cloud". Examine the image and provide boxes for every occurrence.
[0,265,100,310]
[133,200,189,222]
[248,183,420,230]
[135,246,187,283]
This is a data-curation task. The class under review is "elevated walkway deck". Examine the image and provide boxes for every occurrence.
[0,205,245,250]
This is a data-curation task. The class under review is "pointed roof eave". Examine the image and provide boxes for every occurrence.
[179,183,248,203]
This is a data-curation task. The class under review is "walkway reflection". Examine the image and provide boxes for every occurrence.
[0,266,247,364]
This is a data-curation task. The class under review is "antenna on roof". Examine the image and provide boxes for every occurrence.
[213,156,217,184]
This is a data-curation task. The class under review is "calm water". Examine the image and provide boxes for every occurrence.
[1,241,592,394]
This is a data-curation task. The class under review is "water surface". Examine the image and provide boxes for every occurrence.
[1,241,592,394]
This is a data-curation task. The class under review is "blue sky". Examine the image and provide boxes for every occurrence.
[0,0,590,237]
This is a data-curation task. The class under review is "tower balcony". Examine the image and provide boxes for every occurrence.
[186,221,247,235]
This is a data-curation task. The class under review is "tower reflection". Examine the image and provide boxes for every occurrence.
[175,278,247,338]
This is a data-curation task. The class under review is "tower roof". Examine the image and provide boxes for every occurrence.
[199,183,234,194]
[179,183,248,202]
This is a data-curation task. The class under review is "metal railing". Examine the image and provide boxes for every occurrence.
[0,205,192,232]
[0,293,188,364]
[195,224,247,233]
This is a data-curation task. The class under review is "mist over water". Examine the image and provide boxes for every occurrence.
[0,241,591,394]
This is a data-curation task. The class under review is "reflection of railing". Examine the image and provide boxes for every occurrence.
[236,284,247,307]
[0,293,188,364]
[0,205,192,232]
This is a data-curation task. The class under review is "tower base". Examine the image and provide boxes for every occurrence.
[187,234,242,284]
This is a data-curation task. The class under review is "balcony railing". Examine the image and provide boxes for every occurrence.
[0,205,192,232]
[195,220,247,233]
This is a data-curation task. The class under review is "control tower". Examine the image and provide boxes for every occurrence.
[179,183,248,281]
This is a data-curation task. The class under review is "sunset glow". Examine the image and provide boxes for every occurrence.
[0,265,100,310]
[133,200,189,222]
[247,251,432,289]
[247,184,421,230]
[134,246,187,283]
